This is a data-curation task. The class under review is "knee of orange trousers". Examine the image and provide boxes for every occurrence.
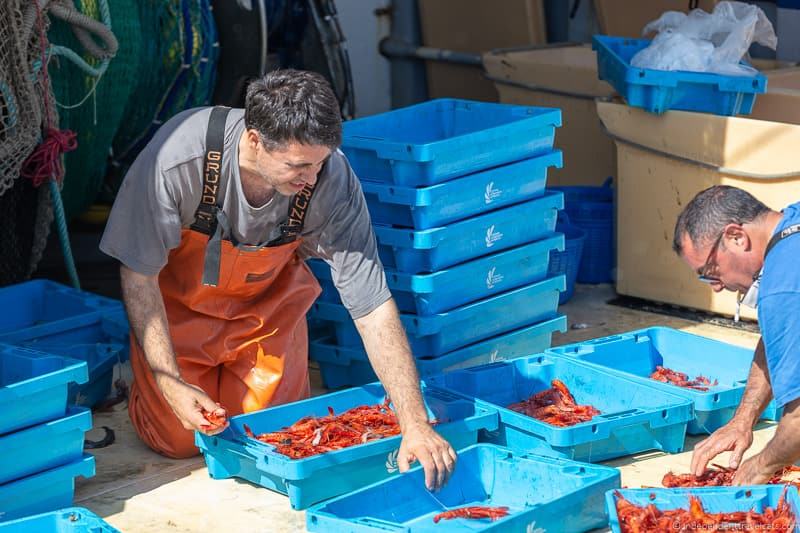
[128,381,200,459]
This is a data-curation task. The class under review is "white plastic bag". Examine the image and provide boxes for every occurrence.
[630,1,777,76]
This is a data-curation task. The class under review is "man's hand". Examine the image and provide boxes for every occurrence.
[732,454,774,486]
[690,418,754,477]
[158,375,228,435]
[397,422,457,491]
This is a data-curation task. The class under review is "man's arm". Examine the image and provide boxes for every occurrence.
[733,397,800,485]
[354,298,457,490]
[690,338,772,476]
[120,265,226,433]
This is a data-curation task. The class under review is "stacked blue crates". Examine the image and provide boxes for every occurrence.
[0,280,130,408]
[307,99,568,389]
[0,344,96,521]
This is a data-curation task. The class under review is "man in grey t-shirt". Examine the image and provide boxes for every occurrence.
[101,70,455,490]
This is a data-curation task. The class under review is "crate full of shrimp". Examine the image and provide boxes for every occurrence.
[607,486,799,533]
[307,443,620,532]
[546,327,782,435]
[195,382,498,510]
[427,353,692,463]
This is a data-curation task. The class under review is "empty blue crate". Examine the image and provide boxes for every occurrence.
[195,382,497,510]
[547,327,782,435]
[0,406,91,485]
[308,276,565,357]
[342,99,561,186]
[0,280,122,341]
[310,316,567,389]
[361,150,562,229]
[20,343,124,408]
[307,443,620,533]
[592,35,767,116]
[0,344,88,435]
[375,191,563,274]
[428,353,692,462]
[310,234,564,315]
[0,454,95,522]
[607,486,800,533]
[0,507,119,533]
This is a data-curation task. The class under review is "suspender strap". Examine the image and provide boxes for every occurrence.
[190,106,231,235]
[765,223,800,257]
[266,182,319,247]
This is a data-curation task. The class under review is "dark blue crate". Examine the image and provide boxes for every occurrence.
[361,150,562,229]
[547,327,782,435]
[310,234,564,315]
[607,486,800,533]
[548,215,586,304]
[375,192,563,274]
[592,35,767,116]
[0,507,119,533]
[0,406,91,485]
[309,316,568,389]
[195,383,498,510]
[342,99,561,186]
[0,344,88,435]
[18,343,124,408]
[0,280,122,338]
[0,454,95,522]
[307,443,620,533]
[428,353,692,462]
[308,276,565,357]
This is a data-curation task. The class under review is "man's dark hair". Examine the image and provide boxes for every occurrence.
[244,69,342,150]
[673,185,771,255]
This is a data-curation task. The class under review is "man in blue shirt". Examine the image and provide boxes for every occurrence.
[673,185,800,484]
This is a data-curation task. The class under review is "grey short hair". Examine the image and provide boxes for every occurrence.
[673,186,771,255]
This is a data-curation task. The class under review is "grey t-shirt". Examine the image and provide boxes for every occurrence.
[100,107,390,319]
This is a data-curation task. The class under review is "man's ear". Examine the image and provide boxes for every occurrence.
[724,224,751,251]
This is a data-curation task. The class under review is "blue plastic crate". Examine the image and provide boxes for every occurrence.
[308,276,565,357]
[361,151,562,229]
[428,353,692,462]
[607,486,800,533]
[547,214,586,304]
[342,99,562,186]
[0,344,88,435]
[0,507,119,533]
[310,316,568,389]
[18,343,124,408]
[0,280,121,338]
[310,234,564,315]
[592,35,767,116]
[307,443,620,533]
[375,191,563,274]
[0,454,95,522]
[0,406,91,485]
[195,383,498,510]
[546,327,782,435]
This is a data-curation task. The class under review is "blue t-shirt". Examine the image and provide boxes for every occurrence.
[758,201,800,408]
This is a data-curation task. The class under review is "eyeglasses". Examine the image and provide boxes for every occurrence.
[697,232,725,284]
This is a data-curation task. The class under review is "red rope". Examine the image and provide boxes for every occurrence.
[21,1,79,187]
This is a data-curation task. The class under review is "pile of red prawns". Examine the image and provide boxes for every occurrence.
[662,464,800,489]
[508,379,600,427]
[650,366,718,392]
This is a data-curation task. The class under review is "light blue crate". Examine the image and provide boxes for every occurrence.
[0,406,91,485]
[342,99,561,186]
[0,280,121,339]
[606,486,800,533]
[309,234,564,315]
[0,344,88,435]
[375,191,563,274]
[0,455,95,522]
[309,316,568,389]
[195,383,498,510]
[546,327,782,435]
[308,276,565,357]
[428,353,692,463]
[361,150,562,229]
[307,443,620,533]
[592,35,767,116]
[0,507,119,533]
